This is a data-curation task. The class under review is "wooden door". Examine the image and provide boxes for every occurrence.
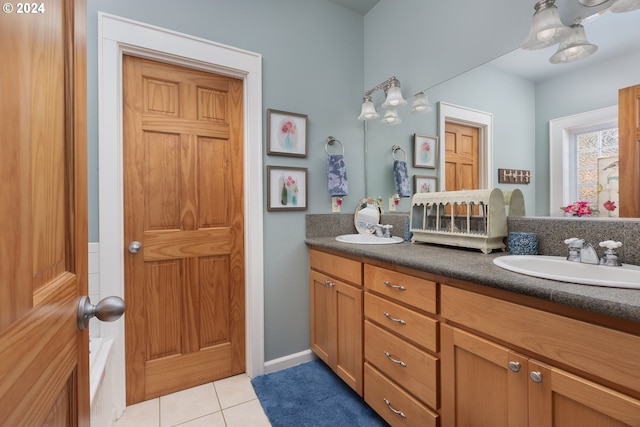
[445,122,479,192]
[528,360,640,426]
[0,0,89,425]
[440,325,528,427]
[310,270,335,366]
[123,56,245,404]
[618,84,640,217]
[334,280,362,395]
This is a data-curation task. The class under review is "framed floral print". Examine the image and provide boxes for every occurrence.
[414,175,438,193]
[267,109,308,157]
[413,133,438,169]
[267,166,308,211]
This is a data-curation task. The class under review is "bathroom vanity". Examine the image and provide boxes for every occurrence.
[307,234,640,427]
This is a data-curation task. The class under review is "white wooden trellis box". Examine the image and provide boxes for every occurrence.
[409,188,509,254]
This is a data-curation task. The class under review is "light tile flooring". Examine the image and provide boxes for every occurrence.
[114,374,271,427]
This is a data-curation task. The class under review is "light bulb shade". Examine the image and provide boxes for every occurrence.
[549,24,597,64]
[410,92,433,114]
[380,108,402,125]
[521,1,571,50]
[381,85,407,108]
[610,0,640,12]
[358,99,379,121]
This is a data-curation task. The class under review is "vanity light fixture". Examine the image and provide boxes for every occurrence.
[549,22,598,64]
[609,0,640,12]
[410,91,433,114]
[359,76,431,124]
[521,0,571,50]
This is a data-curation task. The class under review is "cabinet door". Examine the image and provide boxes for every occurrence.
[528,361,640,427]
[334,280,363,395]
[441,325,528,427]
[310,270,336,366]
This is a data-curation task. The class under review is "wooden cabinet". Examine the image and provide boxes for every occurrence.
[440,284,640,427]
[309,249,363,395]
[363,264,439,427]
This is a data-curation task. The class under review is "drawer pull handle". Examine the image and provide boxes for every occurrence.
[384,351,407,367]
[323,280,335,288]
[383,312,407,325]
[383,398,407,418]
[383,280,406,291]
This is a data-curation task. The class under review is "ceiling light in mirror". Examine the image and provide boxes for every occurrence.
[380,107,402,125]
[521,0,572,50]
[410,92,433,114]
[549,23,598,63]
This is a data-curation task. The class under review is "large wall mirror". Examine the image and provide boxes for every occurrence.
[363,5,640,218]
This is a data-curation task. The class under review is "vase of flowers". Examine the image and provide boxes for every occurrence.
[562,201,593,217]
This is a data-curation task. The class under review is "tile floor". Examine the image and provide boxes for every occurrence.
[114,374,271,427]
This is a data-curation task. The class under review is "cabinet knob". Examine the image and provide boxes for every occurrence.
[323,280,335,287]
[529,371,543,383]
[508,361,521,372]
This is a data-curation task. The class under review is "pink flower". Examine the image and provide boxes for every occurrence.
[281,121,296,135]
[564,201,592,216]
[422,141,430,152]
[604,200,617,212]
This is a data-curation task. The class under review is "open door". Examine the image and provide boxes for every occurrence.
[0,1,90,425]
[618,84,640,217]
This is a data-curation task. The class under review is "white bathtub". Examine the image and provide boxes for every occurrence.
[90,338,116,427]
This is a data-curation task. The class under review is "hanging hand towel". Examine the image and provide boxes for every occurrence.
[393,160,411,197]
[327,154,349,197]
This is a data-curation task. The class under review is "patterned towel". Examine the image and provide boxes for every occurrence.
[327,154,349,197]
[393,160,411,197]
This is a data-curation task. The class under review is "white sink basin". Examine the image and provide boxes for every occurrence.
[493,255,640,289]
[335,234,404,245]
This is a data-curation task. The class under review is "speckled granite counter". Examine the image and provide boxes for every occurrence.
[305,236,640,324]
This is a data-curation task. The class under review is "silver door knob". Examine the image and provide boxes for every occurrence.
[128,241,142,253]
[529,371,543,383]
[77,296,126,330]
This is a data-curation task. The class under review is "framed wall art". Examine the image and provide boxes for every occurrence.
[267,166,308,211]
[414,175,438,193]
[267,109,308,157]
[413,133,438,169]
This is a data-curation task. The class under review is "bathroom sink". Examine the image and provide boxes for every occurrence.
[493,255,640,289]
[335,234,404,245]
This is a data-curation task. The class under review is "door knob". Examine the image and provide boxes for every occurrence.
[77,296,126,330]
[128,241,142,253]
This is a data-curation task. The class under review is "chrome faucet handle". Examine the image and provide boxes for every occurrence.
[381,224,393,238]
[599,241,623,267]
[564,238,584,262]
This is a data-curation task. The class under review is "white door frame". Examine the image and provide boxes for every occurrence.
[438,102,493,190]
[98,13,264,415]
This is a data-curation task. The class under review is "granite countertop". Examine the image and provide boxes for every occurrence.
[305,237,640,324]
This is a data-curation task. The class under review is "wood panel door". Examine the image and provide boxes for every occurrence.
[123,56,245,404]
[618,84,640,217]
[0,0,89,425]
[445,122,479,192]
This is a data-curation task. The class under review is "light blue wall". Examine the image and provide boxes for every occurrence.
[86,0,366,361]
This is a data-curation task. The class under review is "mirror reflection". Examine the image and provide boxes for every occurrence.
[363,7,640,217]
[354,197,383,234]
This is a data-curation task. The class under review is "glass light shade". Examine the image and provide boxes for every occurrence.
[380,108,402,125]
[381,85,407,109]
[410,92,433,114]
[357,99,379,121]
[521,2,571,50]
[610,0,640,12]
[549,24,597,64]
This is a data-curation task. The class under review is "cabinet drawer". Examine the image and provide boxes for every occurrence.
[365,363,438,427]
[310,249,362,286]
[365,264,436,313]
[365,292,438,352]
[441,285,640,395]
[365,320,438,409]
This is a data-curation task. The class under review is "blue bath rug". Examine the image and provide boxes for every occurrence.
[251,358,389,427]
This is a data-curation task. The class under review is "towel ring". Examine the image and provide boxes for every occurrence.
[392,145,406,161]
[325,136,344,156]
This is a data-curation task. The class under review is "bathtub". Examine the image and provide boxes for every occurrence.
[90,338,116,427]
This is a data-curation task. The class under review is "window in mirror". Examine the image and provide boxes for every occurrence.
[549,105,617,217]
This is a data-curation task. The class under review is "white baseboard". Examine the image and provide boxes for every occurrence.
[262,349,316,375]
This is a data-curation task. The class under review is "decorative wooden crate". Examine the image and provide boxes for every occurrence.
[410,188,508,253]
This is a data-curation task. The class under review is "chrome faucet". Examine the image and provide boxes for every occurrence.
[564,238,623,266]
[367,223,393,238]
